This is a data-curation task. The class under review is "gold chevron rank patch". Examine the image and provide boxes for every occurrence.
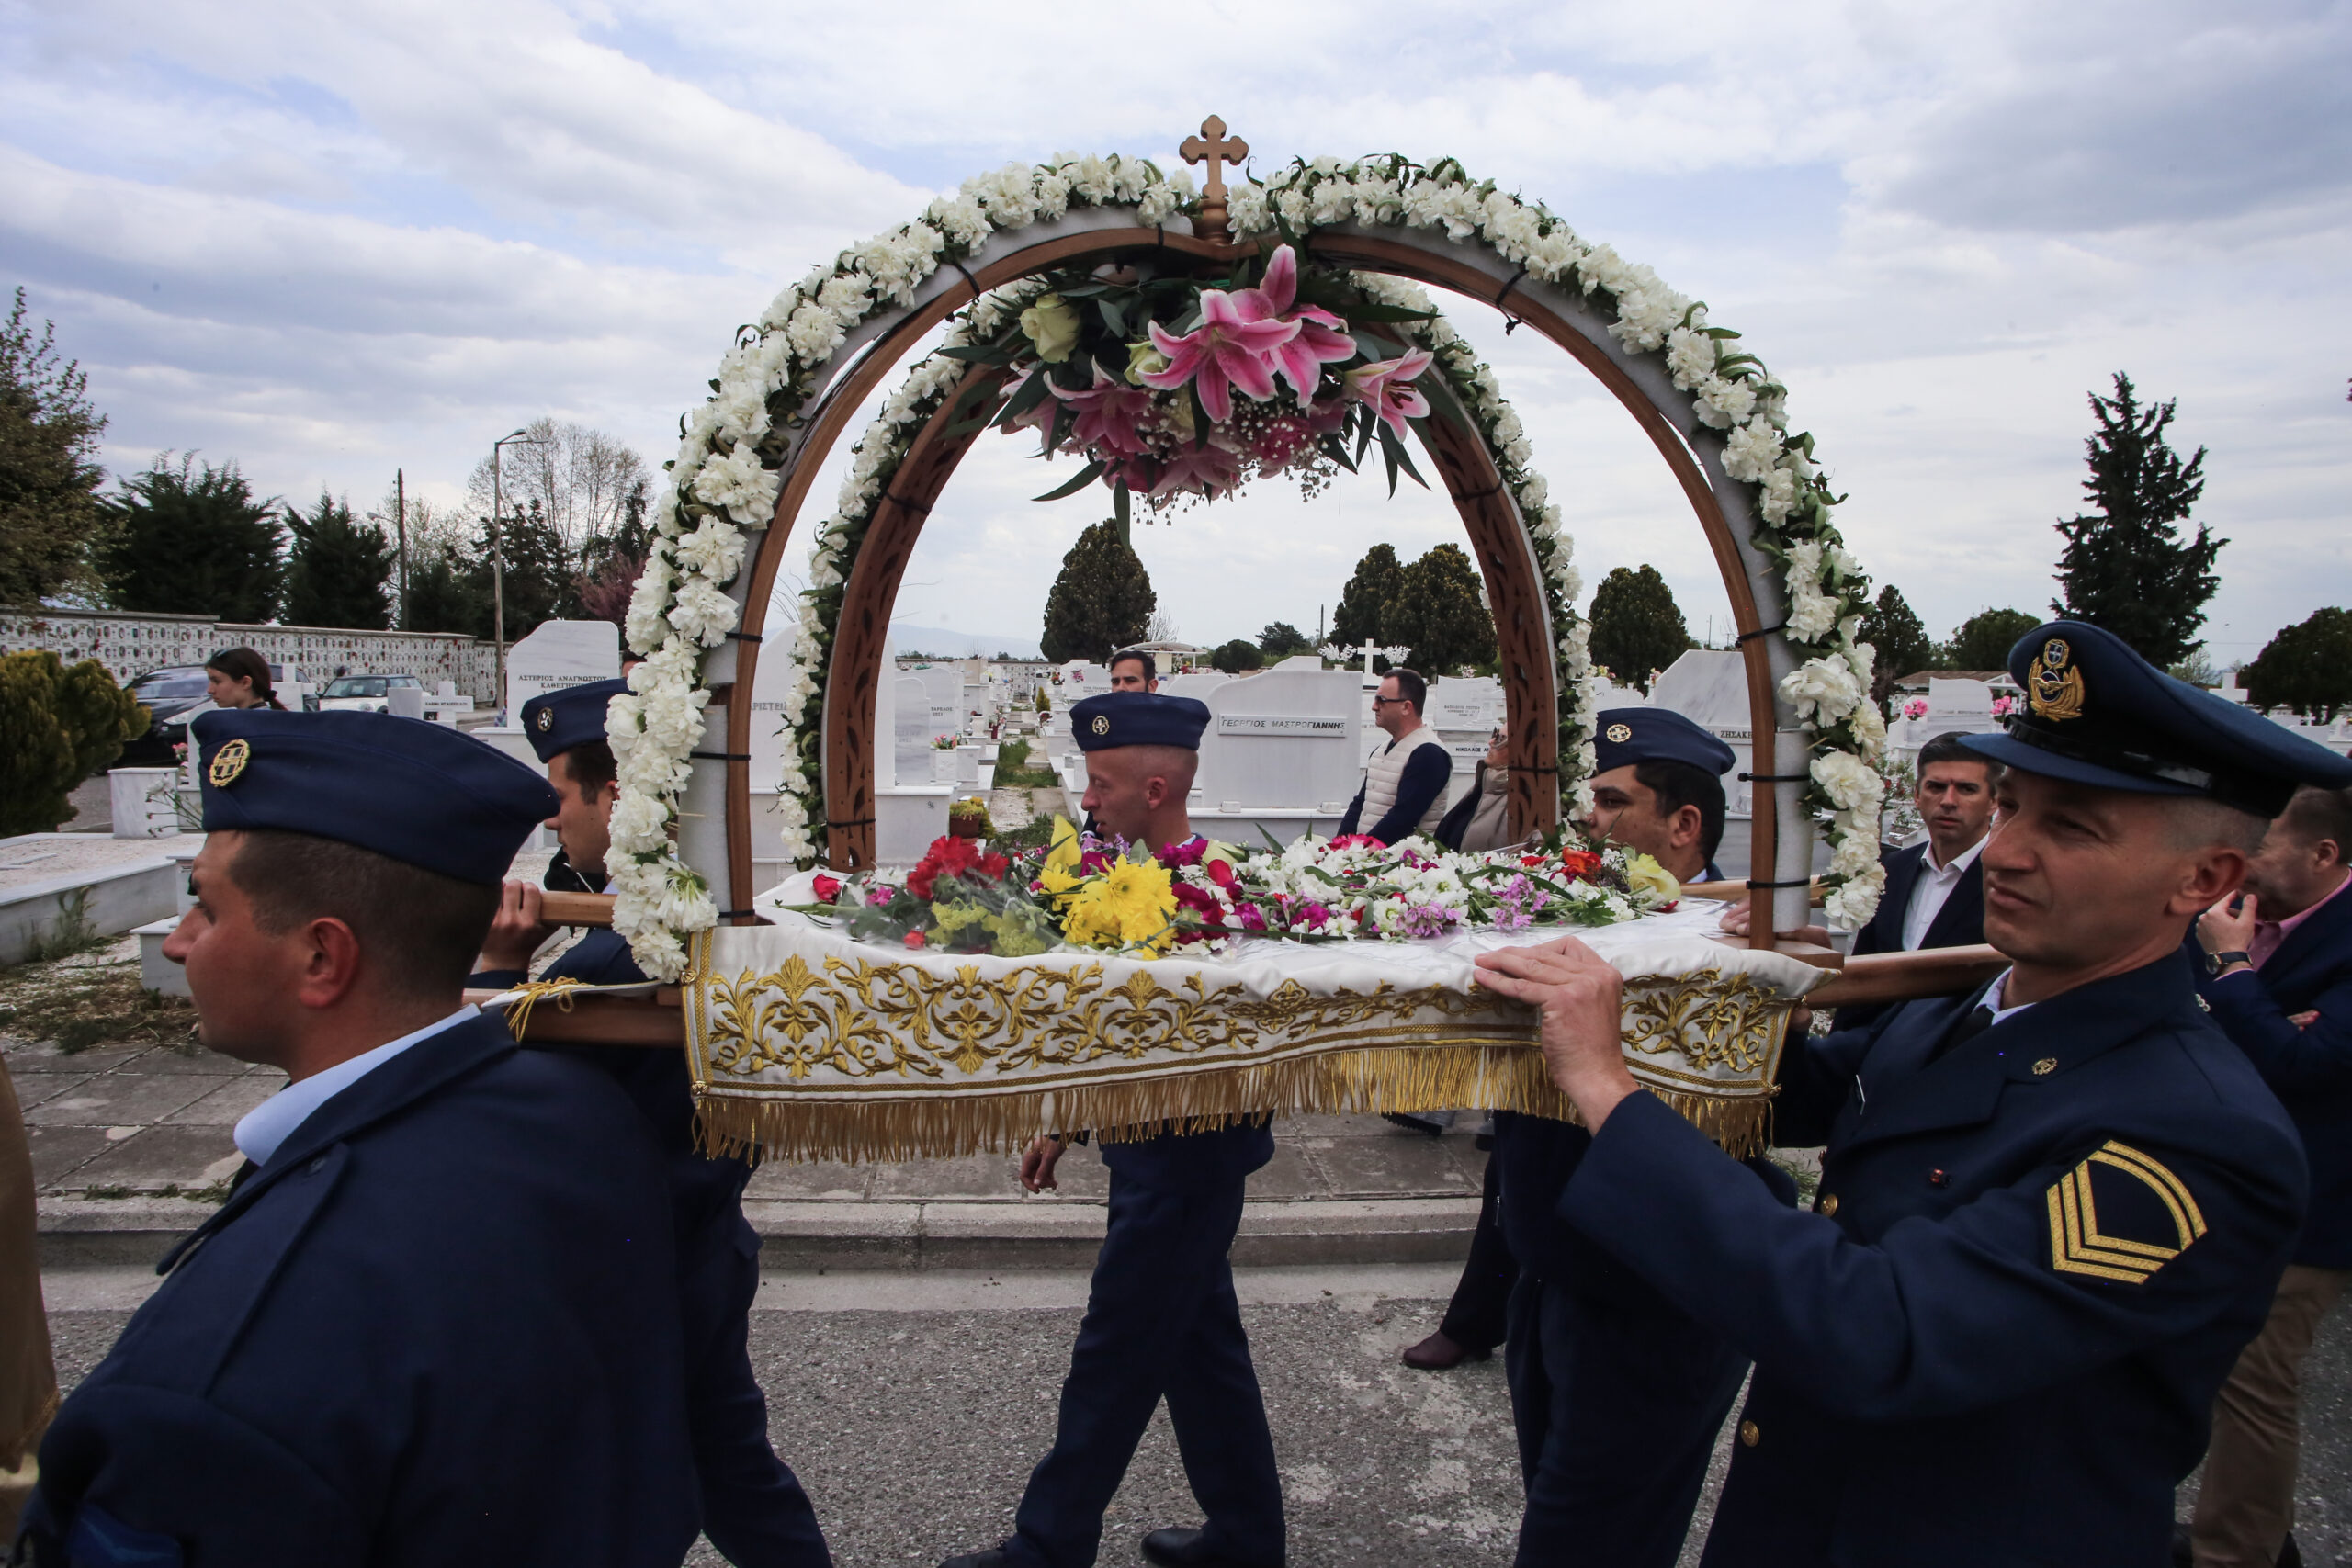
[2047,1141,2208,1285]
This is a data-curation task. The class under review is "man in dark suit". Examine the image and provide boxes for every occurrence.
[470,679,832,1568]
[1476,621,2345,1563]
[1839,730,1996,1028]
[16,707,699,1566]
[944,693,1283,1568]
[2185,782,2352,1568]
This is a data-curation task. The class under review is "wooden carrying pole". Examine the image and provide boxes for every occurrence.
[494,896,2004,1045]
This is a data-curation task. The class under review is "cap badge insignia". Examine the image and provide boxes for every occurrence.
[535,708,554,732]
[2028,639,2086,723]
[1606,723,1633,744]
[1091,715,1111,736]
[207,739,251,787]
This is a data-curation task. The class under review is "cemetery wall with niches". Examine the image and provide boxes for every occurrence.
[0,607,502,699]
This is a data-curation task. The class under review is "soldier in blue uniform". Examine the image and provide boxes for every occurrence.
[943,692,1283,1568]
[469,679,832,1568]
[15,707,700,1567]
[1487,705,1797,1568]
[1475,621,2348,1564]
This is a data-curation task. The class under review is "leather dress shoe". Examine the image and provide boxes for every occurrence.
[938,1549,1009,1568]
[1141,1526,1261,1566]
[1400,1329,1490,1370]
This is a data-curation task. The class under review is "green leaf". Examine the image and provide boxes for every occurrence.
[1032,459,1106,502]
[1342,301,1438,324]
[992,370,1052,429]
[936,344,1004,363]
[1112,479,1130,533]
[1098,296,1128,337]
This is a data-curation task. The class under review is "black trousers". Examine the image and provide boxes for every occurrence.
[1504,1273,1747,1568]
[1007,1168,1285,1568]
[1437,1151,1516,1353]
[682,1223,832,1567]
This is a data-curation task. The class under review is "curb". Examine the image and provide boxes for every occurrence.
[40,1195,1481,1273]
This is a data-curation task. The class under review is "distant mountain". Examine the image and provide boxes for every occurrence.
[890,625,1041,659]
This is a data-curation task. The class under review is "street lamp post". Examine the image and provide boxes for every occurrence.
[491,427,544,719]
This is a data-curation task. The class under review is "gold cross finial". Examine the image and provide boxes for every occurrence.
[1179,115,1249,243]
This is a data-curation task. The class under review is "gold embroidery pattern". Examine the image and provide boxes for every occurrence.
[2028,637,2086,722]
[1620,969,1784,1076]
[205,739,251,786]
[2047,1140,2207,1285]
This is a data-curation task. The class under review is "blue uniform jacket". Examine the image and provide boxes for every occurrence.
[476,928,757,1257]
[1559,956,2307,1566]
[2187,882,2352,1268]
[1838,841,1984,1032]
[19,1013,698,1567]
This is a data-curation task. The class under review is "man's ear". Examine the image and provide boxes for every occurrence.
[1143,773,1170,809]
[293,917,368,1011]
[2171,847,2251,919]
[1668,803,1703,850]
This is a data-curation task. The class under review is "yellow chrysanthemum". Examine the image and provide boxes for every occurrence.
[1061,858,1177,953]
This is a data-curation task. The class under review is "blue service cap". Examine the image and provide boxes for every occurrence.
[1962,620,2352,817]
[191,708,562,885]
[1592,706,1736,778]
[520,677,629,763]
[1070,691,1211,752]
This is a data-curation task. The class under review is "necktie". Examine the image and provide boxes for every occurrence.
[1927,1004,1996,1065]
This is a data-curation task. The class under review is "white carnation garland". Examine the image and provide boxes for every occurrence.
[613,152,1881,977]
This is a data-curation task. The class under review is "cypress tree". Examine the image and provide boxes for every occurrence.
[1330,543,1403,656]
[1385,544,1496,676]
[96,454,284,624]
[0,289,108,604]
[1587,563,1692,692]
[1040,519,1155,662]
[2242,608,2352,723]
[2051,373,2223,666]
[1858,584,1933,701]
[283,491,394,629]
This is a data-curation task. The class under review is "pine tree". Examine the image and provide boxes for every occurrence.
[1858,584,1933,702]
[1040,519,1155,662]
[96,455,283,624]
[0,650,144,835]
[467,501,580,639]
[1587,563,1692,692]
[283,491,394,629]
[1385,544,1496,676]
[1941,607,2040,672]
[2051,373,2224,666]
[1330,543,1403,655]
[1258,621,1314,660]
[0,289,108,604]
[401,540,488,635]
[2242,608,2352,722]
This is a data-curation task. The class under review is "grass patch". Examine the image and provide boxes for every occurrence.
[0,957,197,1054]
[22,889,107,965]
[991,815,1058,854]
[997,738,1032,769]
[990,739,1062,790]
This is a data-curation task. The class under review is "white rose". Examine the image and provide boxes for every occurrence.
[1810,750,1886,813]
[1780,658,1862,727]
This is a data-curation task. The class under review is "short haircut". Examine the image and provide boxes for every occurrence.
[1917,731,1998,783]
[2279,784,2352,861]
[1634,758,1727,862]
[561,739,617,798]
[227,829,500,1002]
[2161,796,2268,857]
[1385,667,1427,713]
[1110,649,1157,682]
[1095,743,1197,790]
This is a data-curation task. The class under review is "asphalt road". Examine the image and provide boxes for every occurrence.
[40,1264,2352,1568]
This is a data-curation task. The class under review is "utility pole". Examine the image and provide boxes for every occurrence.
[491,427,544,718]
[394,468,407,628]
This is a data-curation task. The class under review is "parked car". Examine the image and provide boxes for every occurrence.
[311,673,424,714]
[124,665,215,756]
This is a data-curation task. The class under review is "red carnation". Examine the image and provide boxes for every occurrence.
[811,874,842,903]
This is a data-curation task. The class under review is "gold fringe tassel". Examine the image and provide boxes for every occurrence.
[695,1044,1776,1166]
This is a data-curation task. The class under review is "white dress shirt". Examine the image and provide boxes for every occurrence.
[1977,969,2034,1028]
[1900,835,1987,952]
[233,1005,479,1168]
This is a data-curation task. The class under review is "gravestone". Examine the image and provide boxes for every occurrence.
[890,674,933,788]
[503,620,620,721]
[1428,675,1501,780]
[1161,671,1232,701]
[1195,660,1363,810]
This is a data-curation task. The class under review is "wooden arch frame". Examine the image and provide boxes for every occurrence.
[679,211,1812,951]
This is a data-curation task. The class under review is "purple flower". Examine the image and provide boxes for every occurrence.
[1400,902,1459,939]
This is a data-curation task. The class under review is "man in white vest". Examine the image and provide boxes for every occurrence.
[1335,668,1452,844]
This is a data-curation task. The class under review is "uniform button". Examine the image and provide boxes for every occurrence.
[2195,994,2212,1012]
[1818,1193,1839,1217]
[307,1156,326,1175]
[1928,1168,1950,1188]
[1738,1420,1761,1448]
[2033,1058,2057,1076]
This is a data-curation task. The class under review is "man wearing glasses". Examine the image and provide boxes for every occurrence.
[1335,669,1452,845]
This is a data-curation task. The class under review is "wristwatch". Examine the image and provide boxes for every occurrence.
[2205,950,2253,976]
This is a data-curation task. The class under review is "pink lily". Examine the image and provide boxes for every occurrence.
[1345,349,1434,439]
[1229,245,1357,400]
[1049,364,1156,458]
[1139,294,1300,424]
[1149,439,1244,501]
[1000,368,1059,447]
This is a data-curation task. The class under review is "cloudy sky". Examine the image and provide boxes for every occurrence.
[6,0,2346,663]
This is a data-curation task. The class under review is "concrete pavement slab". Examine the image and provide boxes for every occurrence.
[63,1125,242,1191]
[160,1077,279,1126]
[26,1125,113,1189]
[23,1073,217,1127]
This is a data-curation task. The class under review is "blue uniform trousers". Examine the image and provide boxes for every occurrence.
[681,1213,830,1566]
[1007,1169,1284,1568]
[1504,1274,1747,1568]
